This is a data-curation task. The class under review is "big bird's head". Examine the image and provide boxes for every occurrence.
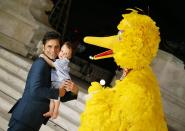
[84,9,160,69]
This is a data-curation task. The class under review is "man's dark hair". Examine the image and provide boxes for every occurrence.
[42,31,62,45]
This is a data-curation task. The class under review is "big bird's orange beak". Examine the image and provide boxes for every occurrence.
[89,49,113,60]
[83,35,117,60]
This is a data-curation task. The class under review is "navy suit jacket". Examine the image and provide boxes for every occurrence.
[9,58,77,130]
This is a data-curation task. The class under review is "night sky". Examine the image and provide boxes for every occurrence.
[60,0,185,71]
[67,0,185,41]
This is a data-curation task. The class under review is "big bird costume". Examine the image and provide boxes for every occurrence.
[79,9,168,131]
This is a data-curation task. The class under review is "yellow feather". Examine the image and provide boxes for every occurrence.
[79,9,168,131]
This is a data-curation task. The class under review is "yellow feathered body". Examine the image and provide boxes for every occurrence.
[79,9,168,131]
[79,67,168,131]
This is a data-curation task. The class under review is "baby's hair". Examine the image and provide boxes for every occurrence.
[63,41,73,51]
[63,41,73,58]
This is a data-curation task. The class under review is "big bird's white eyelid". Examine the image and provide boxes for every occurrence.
[118,30,124,35]
[118,30,124,41]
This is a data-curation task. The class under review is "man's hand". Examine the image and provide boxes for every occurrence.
[63,80,79,95]
[59,84,66,97]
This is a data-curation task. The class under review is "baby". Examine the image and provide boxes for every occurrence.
[40,41,72,119]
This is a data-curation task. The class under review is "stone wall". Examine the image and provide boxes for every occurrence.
[152,50,185,130]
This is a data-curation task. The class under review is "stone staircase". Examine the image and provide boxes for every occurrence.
[0,46,87,131]
[1,46,185,131]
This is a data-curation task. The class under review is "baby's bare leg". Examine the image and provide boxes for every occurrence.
[43,99,54,117]
[52,100,60,119]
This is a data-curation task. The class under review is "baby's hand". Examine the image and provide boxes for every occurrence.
[39,54,45,58]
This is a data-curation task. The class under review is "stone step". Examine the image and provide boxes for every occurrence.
[0,56,27,81]
[0,115,8,131]
[0,91,65,131]
[0,64,85,114]
[64,99,85,114]
[51,115,78,131]
[0,47,32,71]
[0,57,85,106]
[0,111,65,131]
[0,80,79,130]
[0,66,85,116]
[0,67,25,94]
[0,47,87,102]
[0,46,88,130]
[0,81,21,100]
[0,81,81,128]
[0,32,29,57]
[60,101,80,125]
[0,112,65,131]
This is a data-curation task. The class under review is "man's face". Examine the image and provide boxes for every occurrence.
[43,39,60,60]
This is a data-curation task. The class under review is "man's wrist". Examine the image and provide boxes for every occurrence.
[59,87,66,97]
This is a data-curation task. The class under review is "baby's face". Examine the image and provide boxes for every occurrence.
[58,44,72,59]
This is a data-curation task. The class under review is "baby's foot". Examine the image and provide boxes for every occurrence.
[43,111,53,117]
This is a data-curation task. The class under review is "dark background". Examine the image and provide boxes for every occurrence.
[49,0,185,72]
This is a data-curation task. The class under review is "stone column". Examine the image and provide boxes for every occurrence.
[0,0,53,57]
[0,0,38,56]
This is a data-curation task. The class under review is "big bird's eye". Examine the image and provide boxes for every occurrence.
[118,30,124,41]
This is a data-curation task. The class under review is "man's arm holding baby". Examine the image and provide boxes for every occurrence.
[39,54,78,101]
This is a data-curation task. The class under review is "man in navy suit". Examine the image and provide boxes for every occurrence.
[7,31,79,131]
